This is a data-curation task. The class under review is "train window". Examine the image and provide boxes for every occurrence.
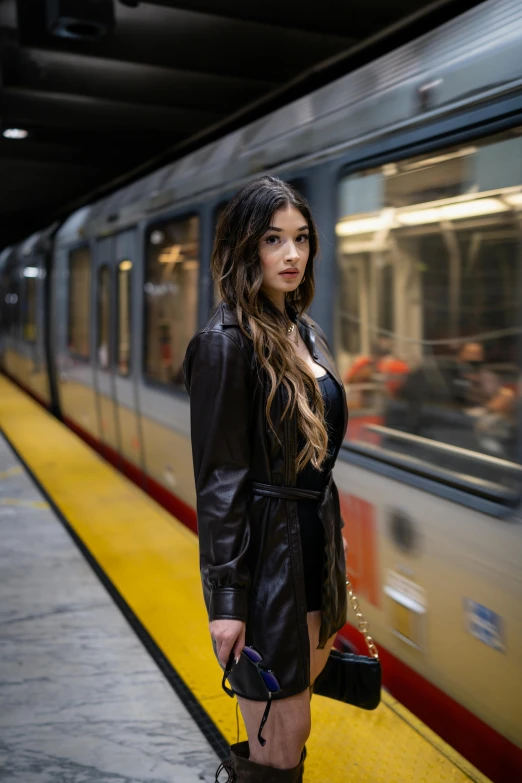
[144,215,199,387]
[117,260,132,376]
[97,265,111,370]
[336,128,522,501]
[68,247,91,359]
[24,277,37,342]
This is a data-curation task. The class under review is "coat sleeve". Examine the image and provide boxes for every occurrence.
[183,329,252,622]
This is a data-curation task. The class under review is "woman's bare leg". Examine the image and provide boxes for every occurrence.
[307,610,336,686]
[236,612,336,769]
[237,687,311,769]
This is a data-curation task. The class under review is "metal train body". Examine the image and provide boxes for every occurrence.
[1,1,521,779]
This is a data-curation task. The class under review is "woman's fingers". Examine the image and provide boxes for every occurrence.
[217,636,234,667]
[232,623,246,663]
[210,619,246,667]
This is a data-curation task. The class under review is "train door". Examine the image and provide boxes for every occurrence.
[137,213,200,512]
[112,230,145,474]
[94,237,120,458]
[21,247,51,405]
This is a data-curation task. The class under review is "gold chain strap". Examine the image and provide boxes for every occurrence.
[345,577,380,660]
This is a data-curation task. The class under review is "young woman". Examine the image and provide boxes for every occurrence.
[183,176,348,782]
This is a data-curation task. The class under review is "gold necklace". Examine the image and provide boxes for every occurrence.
[286,321,299,345]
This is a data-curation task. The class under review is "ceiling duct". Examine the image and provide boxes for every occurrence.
[46,0,115,41]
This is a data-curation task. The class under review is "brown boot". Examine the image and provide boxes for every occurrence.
[227,742,305,782]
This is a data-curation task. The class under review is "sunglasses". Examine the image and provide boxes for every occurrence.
[222,645,281,746]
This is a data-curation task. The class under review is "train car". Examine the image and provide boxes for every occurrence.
[0,229,54,407]
[1,1,521,780]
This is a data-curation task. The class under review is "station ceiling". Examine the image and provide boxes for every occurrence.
[0,0,487,249]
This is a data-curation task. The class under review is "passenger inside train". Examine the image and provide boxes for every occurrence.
[342,336,409,402]
[392,341,518,460]
[336,129,522,491]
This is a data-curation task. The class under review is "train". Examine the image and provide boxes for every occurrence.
[1,1,521,780]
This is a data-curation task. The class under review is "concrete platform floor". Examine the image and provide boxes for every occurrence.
[0,433,219,783]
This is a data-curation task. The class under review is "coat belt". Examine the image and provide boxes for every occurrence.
[251,481,324,501]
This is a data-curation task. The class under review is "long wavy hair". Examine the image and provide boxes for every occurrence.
[211,176,328,472]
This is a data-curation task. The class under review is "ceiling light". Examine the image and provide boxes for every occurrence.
[3,128,28,140]
[382,163,398,177]
[119,260,132,271]
[54,21,105,40]
[505,193,522,207]
[336,216,388,236]
[46,2,114,42]
[150,230,164,245]
[23,267,39,278]
[396,198,508,226]
[339,240,389,255]
[336,208,395,237]
[402,147,477,171]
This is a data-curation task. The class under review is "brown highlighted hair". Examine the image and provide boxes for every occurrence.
[211,176,328,471]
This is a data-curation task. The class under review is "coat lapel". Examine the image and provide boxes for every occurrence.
[220,301,349,440]
[297,314,349,442]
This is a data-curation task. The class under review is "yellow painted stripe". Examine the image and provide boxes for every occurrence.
[0,498,50,509]
[0,465,23,479]
[0,375,491,783]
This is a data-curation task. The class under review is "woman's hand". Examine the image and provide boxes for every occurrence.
[210,619,246,668]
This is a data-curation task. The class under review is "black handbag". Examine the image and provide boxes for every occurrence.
[313,577,381,710]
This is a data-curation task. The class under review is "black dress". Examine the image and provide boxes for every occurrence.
[296,370,346,611]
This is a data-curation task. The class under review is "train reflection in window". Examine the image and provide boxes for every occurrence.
[144,216,199,387]
[117,259,132,376]
[336,128,522,496]
[68,247,91,360]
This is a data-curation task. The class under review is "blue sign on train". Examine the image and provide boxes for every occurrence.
[463,599,506,653]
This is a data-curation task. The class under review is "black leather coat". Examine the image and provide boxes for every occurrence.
[183,301,348,700]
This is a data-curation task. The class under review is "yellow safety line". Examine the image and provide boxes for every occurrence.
[0,375,491,783]
[0,465,23,479]
[0,498,50,509]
